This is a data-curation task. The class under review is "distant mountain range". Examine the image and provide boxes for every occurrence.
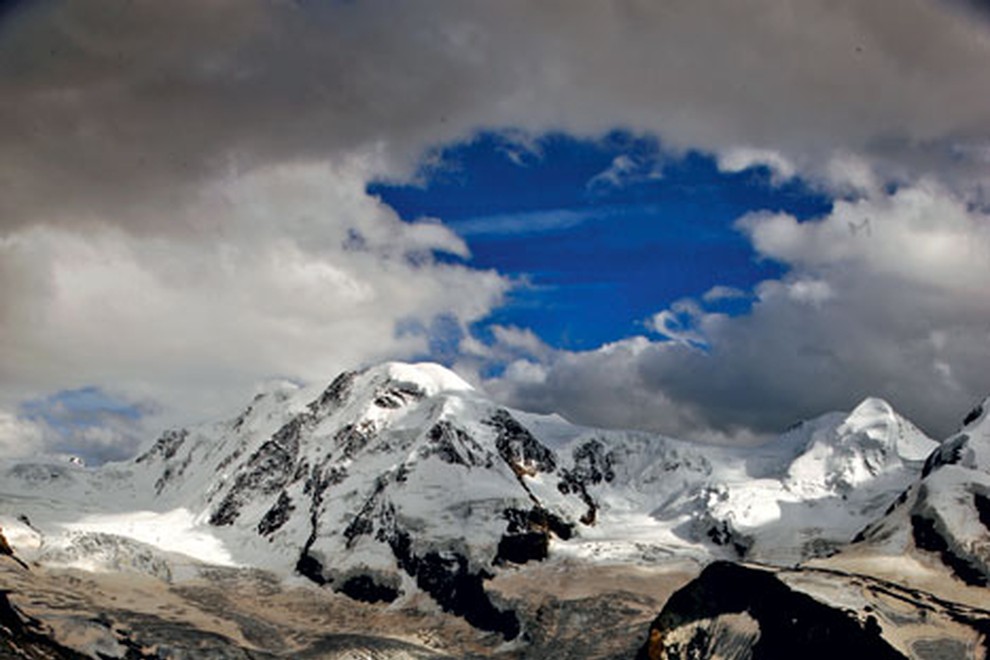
[1,362,988,658]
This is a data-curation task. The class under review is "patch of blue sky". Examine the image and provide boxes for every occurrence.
[20,386,146,436]
[370,131,832,350]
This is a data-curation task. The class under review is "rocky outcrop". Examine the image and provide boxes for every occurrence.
[210,414,310,526]
[485,409,556,476]
[388,529,520,640]
[636,562,905,660]
[0,591,90,659]
[495,506,574,565]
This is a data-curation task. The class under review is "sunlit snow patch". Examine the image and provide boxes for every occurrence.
[61,508,237,567]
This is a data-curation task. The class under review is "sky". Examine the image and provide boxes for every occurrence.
[1,0,990,462]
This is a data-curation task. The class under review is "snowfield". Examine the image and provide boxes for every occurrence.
[0,362,944,584]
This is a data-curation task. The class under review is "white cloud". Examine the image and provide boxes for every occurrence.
[718,148,796,183]
[456,208,595,237]
[646,300,708,347]
[488,184,990,440]
[586,154,664,192]
[785,280,834,306]
[0,158,509,445]
[0,413,45,459]
[1,0,989,454]
[737,181,990,292]
[702,285,748,303]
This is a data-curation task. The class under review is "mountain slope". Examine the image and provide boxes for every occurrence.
[0,362,940,640]
[851,397,990,586]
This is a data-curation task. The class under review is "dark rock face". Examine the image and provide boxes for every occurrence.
[922,434,970,478]
[338,575,400,604]
[703,519,752,558]
[373,383,425,409]
[295,551,327,586]
[134,428,197,495]
[963,404,984,427]
[307,370,358,414]
[637,562,906,660]
[910,510,988,587]
[257,491,295,537]
[975,492,990,532]
[557,439,614,525]
[496,507,574,566]
[333,423,377,461]
[135,428,188,464]
[210,414,310,526]
[154,453,193,496]
[485,409,556,475]
[388,530,520,641]
[424,421,493,468]
[343,476,390,548]
[0,591,90,659]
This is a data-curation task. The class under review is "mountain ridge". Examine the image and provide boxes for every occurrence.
[0,363,943,627]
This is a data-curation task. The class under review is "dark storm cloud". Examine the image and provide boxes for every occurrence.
[1,0,989,452]
[2,0,990,236]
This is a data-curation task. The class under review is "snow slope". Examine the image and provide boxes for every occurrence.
[854,397,990,585]
[0,362,943,633]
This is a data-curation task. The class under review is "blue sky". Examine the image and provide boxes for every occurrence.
[1,1,988,461]
[371,132,832,350]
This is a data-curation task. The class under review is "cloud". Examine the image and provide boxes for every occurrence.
[3,0,989,237]
[717,148,796,184]
[702,286,749,303]
[0,158,508,452]
[0,386,150,464]
[0,412,45,460]
[487,183,990,441]
[455,208,597,237]
[586,153,664,193]
[0,0,989,455]
[645,300,709,348]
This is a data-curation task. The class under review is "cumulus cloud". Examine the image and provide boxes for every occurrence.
[717,148,796,184]
[0,157,507,451]
[3,0,990,234]
[0,412,45,460]
[1,0,989,455]
[489,183,990,440]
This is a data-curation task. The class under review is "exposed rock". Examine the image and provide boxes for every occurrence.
[210,414,310,526]
[338,574,401,604]
[307,369,358,414]
[963,405,984,428]
[388,529,520,640]
[135,428,188,464]
[637,562,906,660]
[0,591,90,659]
[423,421,493,468]
[922,434,970,478]
[334,422,376,461]
[496,507,574,566]
[373,383,425,409]
[257,491,295,537]
[557,438,614,525]
[485,409,556,476]
[910,510,988,587]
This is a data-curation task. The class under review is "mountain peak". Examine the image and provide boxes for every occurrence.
[847,396,894,420]
[840,396,936,463]
[366,361,475,397]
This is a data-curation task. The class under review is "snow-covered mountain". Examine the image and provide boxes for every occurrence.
[852,396,990,586]
[0,362,943,639]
